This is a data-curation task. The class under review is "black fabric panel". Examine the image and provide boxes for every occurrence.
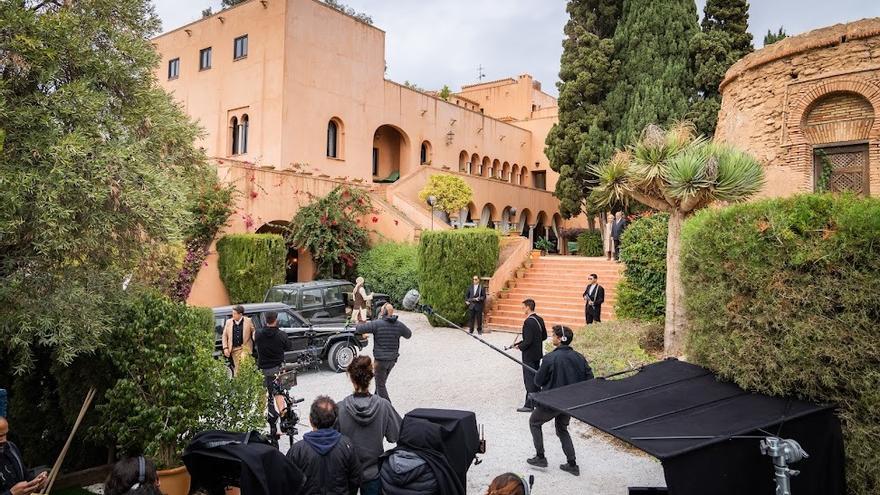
[663,409,846,495]
[406,408,480,485]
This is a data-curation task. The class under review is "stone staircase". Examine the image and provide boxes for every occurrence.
[487,256,624,332]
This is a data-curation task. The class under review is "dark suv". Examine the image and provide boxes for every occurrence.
[212,302,367,372]
[263,280,390,324]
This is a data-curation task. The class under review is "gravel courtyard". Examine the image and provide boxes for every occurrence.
[284,311,665,494]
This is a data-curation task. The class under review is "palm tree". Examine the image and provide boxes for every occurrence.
[590,123,764,356]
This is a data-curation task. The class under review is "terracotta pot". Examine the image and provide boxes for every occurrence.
[158,466,191,495]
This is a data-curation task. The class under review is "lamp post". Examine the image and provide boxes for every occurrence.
[427,195,437,230]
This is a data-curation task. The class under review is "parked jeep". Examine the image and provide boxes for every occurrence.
[263,279,390,324]
[212,302,367,372]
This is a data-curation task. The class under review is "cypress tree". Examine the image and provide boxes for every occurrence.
[606,0,699,147]
[690,0,753,136]
[545,0,622,218]
[764,27,787,45]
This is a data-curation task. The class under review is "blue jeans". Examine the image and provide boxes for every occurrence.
[360,477,380,495]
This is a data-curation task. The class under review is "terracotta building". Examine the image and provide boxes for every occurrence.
[716,17,880,198]
[151,0,572,306]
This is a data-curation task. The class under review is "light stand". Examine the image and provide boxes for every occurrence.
[760,437,809,495]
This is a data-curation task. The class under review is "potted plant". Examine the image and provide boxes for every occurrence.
[535,238,554,256]
[101,292,263,495]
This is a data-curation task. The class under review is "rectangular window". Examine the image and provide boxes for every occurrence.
[532,171,547,190]
[234,35,248,60]
[300,288,323,308]
[167,58,180,79]
[199,47,212,70]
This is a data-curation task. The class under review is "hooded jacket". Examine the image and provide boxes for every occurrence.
[534,345,594,391]
[355,315,412,361]
[379,417,463,495]
[337,393,402,481]
[287,429,361,495]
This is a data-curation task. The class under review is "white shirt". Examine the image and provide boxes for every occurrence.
[472,284,480,296]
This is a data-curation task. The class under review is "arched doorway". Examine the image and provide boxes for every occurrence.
[481,157,491,178]
[470,153,480,175]
[372,124,410,183]
[534,211,548,248]
[803,91,875,194]
[518,208,533,237]
[500,206,515,233]
[459,150,469,173]
[511,165,520,184]
[256,221,299,283]
[501,162,510,181]
[480,203,497,229]
[458,202,477,228]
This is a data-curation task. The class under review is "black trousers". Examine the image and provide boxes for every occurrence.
[585,303,601,324]
[261,368,281,435]
[374,359,397,403]
[467,307,483,333]
[522,359,541,408]
[529,406,576,462]
[613,237,622,260]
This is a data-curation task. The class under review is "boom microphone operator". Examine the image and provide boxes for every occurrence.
[402,289,537,373]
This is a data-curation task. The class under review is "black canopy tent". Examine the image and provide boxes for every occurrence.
[531,360,846,495]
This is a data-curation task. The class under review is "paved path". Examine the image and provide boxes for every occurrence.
[285,311,665,494]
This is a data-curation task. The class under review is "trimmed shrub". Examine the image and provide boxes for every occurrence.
[418,228,500,326]
[576,231,604,257]
[217,234,287,304]
[682,194,880,495]
[616,213,668,322]
[571,320,660,378]
[357,243,419,306]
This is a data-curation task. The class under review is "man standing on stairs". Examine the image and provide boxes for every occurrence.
[514,299,547,413]
[611,211,628,261]
[464,275,486,335]
[582,274,605,324]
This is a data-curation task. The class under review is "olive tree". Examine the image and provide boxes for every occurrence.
[590,124,764,355]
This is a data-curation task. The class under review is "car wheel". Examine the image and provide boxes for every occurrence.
[328,341,357,372]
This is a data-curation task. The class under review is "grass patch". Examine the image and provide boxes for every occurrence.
[571,320,662,378]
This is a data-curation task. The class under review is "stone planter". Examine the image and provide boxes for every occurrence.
[515,268,526,278]
[157,466,191,495]
[530,249,542,259]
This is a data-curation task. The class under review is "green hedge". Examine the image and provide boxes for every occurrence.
[357,242,419,306]
[576,231,604,257]
[572,320,660,378]
[682,194,880,495]
[615,213,668,322]
[217,234,287,304]
[418,228,499,326]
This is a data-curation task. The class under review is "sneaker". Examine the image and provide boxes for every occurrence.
[516,406,533,413]
[560,462,580,476]
[526,455,548,468]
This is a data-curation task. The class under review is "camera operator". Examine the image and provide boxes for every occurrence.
[0,417,47,495]
[254,311,293,441]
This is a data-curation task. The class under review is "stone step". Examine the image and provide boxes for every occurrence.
[495,297,617,309]
[501,287,617,298]
[512,281,620,290]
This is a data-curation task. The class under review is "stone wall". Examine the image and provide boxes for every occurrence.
[716,17,880,198]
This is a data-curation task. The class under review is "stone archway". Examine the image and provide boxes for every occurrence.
[480,203,497,229]
[372,124,410,182]
[518,208,533,237]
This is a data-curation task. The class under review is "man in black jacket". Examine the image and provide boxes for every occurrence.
[527,325,594,476]
[514,299,547,412]
[0,417,47,495]
[287,396,361,495]
[582,274,605,324]
[463,275,486,335]
[611,211,628,261]
[254,311,293,441]
[356,304,412,403]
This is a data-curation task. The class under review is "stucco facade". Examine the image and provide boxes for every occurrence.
[717,18,880,198]
[152,0,569,306]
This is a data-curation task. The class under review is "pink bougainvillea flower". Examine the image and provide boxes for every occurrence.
[371,216,378,223]
[249,191,258,199]
[394,220,399,226]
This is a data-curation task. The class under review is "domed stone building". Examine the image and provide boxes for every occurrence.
[716,18,880,197]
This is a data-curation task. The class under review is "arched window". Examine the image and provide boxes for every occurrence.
[420,141,432,164]
[230,116,239,155]
[327,120,339,158]
[240,114,249,154]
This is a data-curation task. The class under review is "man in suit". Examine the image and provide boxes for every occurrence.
[222,304,256,377]
[582,274,605,324]
[464,275,486,335]
[611,211,629,261]
[514,299,547,412]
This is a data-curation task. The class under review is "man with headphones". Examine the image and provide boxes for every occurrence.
[526,325,593,476]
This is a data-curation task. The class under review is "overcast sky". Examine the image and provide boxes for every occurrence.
[153,0,880,97]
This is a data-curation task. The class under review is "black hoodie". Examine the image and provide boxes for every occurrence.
[337,393,401,481]
[379,417,463,495]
